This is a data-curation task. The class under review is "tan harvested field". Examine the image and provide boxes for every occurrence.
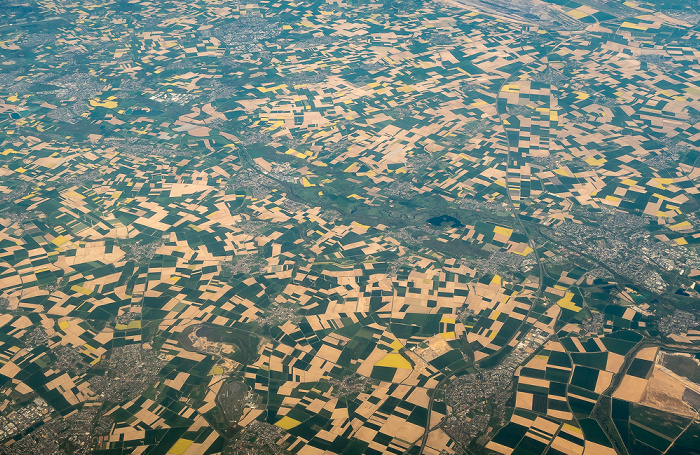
[612,374,648,403]
[583,441,617,455]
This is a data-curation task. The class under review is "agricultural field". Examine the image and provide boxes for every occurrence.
[0,0,700,454]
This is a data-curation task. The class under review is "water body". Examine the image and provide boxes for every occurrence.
[427,215,464,229]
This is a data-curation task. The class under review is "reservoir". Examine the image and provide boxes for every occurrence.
[427,215,464,229]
